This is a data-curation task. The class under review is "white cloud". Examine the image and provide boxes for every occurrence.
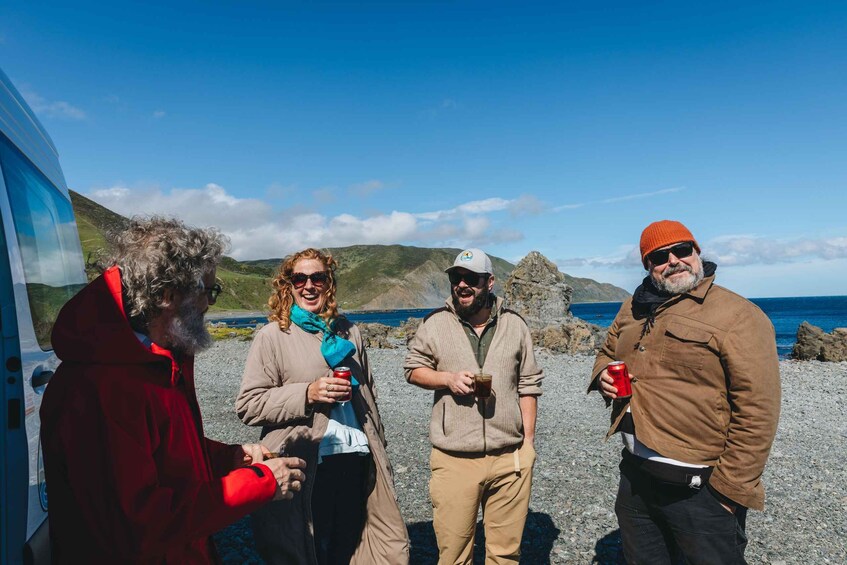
[417,197,511,221]
[706,234,847,266]
[265,182,295,200]
[508,194,545,217]
[558,245,643,269]
[553,186,683,212]
[426,98,459,117]
[557,233,847,272]
[153,110,166,119]
[88,183,272,232]
[349,179,387,197]
[84,184,528,259]
[312,188,336,205]
[19,85,86,120]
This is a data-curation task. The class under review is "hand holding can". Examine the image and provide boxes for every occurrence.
[605,361,632,399]
[333,366,353,402]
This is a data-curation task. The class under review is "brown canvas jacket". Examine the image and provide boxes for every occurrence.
[589,274,781,510]
[236,318,409,565]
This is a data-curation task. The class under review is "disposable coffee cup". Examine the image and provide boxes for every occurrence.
[473,373,492,398]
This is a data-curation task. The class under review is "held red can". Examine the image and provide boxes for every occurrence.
[333,366,353,402]
[607,361,632,398]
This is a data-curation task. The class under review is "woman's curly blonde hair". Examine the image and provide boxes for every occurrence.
[268,248,340,331]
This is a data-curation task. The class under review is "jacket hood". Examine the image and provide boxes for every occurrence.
[51,266,179,374]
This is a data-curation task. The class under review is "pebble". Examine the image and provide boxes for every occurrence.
[196,341,847,564]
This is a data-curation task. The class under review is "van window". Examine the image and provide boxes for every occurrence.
[0,133,86,349]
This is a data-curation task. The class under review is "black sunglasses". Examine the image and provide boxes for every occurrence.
[448,271,487,287]
[647,242,695,266]
[289,271,329,288]
[200,283,222,302]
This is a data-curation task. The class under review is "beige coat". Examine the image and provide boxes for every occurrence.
[236,318,409,565]
[589,274,781,510]
[404,296,543,453]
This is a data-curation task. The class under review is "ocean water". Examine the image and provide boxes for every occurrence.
[571,295,847,358]
[214,309,432,329]
[216,296,847,358]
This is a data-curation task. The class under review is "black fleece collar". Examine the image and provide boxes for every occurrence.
[631,261,717,321]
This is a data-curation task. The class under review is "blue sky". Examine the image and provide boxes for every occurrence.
[3,1,846,298]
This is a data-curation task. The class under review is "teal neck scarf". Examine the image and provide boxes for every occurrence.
[290,305,357,369]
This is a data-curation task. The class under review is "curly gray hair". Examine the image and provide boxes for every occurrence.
[107,216,228,329]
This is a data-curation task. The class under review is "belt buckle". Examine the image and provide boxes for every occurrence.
[686,474,702,489]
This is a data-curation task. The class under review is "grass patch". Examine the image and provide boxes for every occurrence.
[208,325,256,341]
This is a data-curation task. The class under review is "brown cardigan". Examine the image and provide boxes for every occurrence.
[404,296,543,454]
[236,318,409,565]
[589,274,781,510]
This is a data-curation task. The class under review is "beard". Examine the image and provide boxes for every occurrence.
[652,254,704,295]
[166,297,212,356]
[452,285,491,319]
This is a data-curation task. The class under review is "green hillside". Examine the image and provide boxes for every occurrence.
[70,190,271,311]
[69,190,629,311]
[564,274,631,303]
[69,191,129,279]
[244,246,515,310]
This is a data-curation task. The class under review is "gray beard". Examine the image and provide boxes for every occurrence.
[453,286,491,319]
[166,299,212,356]
[652,256,704,295]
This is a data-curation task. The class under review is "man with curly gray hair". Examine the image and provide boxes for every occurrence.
[109,216,226,355]
[41,217,307,564]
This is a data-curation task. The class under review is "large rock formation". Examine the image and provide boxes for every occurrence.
[355,317,422,349]
[792,322,847,362]
[503,251,573,329]
[504,251,606,355]
[532,319,609,356]
[357,322,396,349]
[355,251,612,354]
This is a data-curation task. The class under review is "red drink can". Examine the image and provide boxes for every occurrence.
[333,366,352,401]
[607,361,632,398]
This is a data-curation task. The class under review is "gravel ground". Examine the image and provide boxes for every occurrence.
[196,340,847,564]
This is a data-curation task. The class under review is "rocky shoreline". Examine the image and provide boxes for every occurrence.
[196,340,847,564]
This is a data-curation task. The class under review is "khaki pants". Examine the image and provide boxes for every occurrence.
[429,442,536,565]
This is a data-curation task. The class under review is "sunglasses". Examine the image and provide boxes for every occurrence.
[289,271,329,289]
[647,242,695,266]
[199,282,222,302]
[448,271,487,287]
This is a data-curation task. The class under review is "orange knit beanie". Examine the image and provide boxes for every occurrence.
[640,220,700,268]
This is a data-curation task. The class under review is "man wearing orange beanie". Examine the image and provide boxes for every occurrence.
[588,220,780,564]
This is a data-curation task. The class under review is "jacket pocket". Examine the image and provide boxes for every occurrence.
[660,322,715,370]
[441,402,446,436]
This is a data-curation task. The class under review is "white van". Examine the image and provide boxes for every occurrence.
[0,68,87,564]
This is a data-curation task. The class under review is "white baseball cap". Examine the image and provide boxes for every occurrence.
[446,248,493,275]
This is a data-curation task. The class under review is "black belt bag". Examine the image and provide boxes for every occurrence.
[622,448,713,489]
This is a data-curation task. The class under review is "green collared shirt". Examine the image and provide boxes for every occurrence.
[459,310,498,369]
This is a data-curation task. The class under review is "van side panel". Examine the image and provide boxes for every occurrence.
[0,197,28,564]
[0,67,85,565]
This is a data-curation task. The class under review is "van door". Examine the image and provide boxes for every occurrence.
[0,129,86,564]
[0,195,26,562]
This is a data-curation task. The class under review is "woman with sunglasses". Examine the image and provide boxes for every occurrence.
[236,248,409,565]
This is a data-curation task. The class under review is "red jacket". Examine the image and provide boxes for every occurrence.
[41,267,277,564]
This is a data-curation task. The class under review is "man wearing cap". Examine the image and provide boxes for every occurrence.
[405,248,543,564]
[588,220,781,564]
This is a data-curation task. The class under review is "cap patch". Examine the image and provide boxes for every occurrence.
[460,251,474,262]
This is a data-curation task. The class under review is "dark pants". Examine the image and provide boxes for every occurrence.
[615,457,748,565]
[311,453,370,565]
